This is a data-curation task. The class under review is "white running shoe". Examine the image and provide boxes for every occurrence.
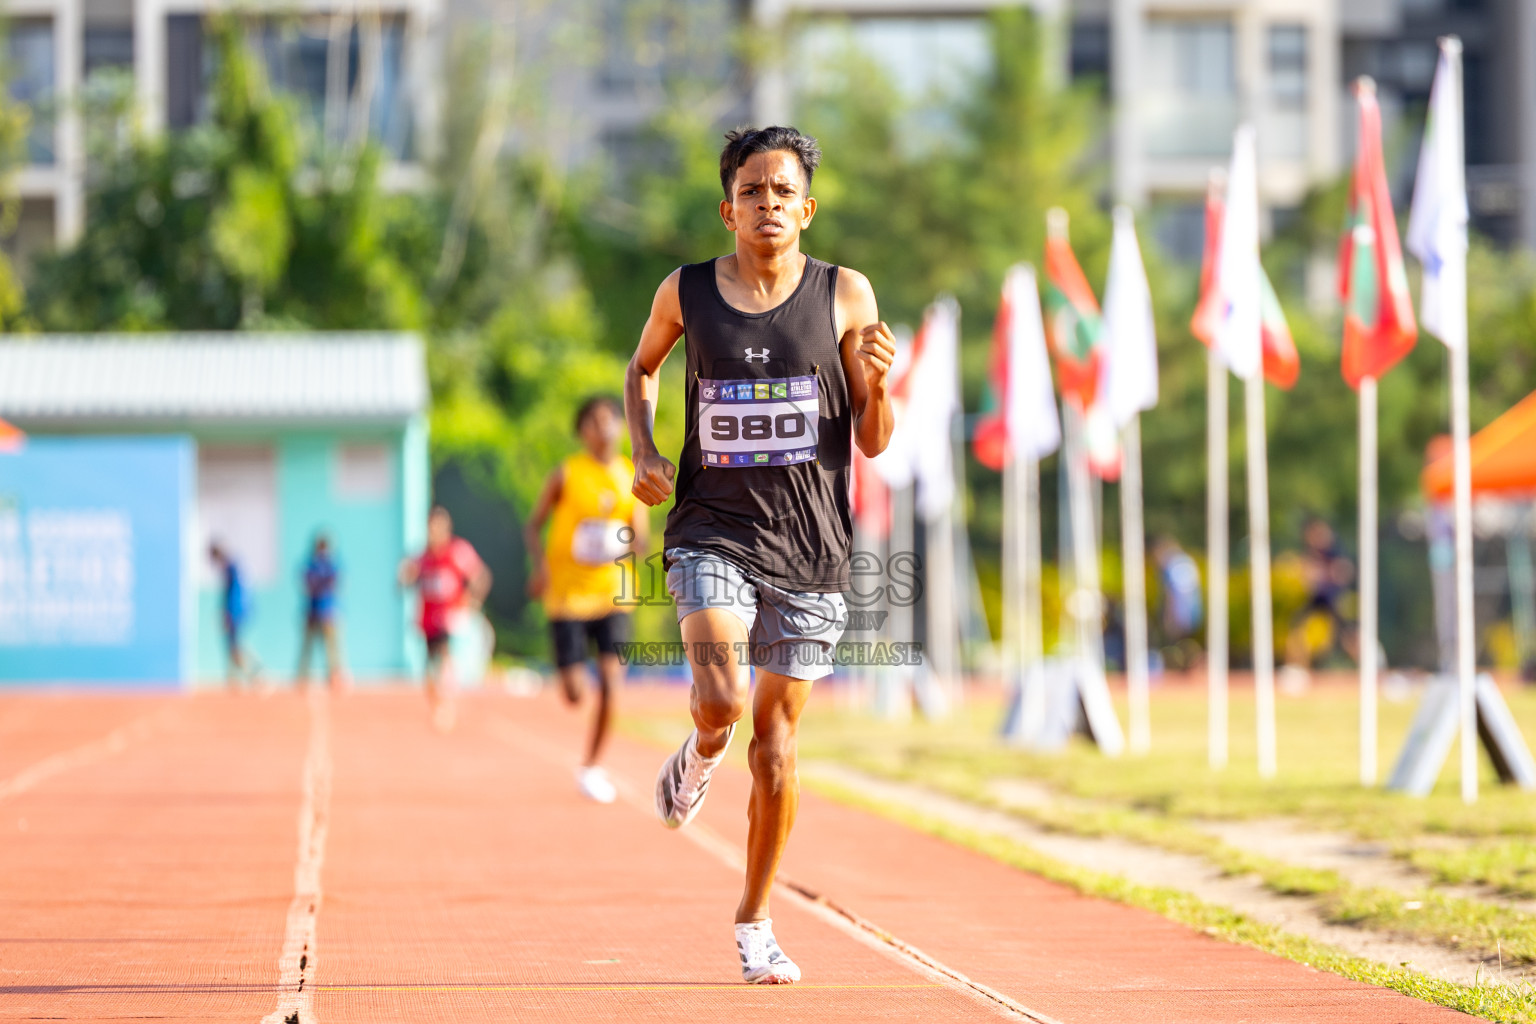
[735,919,800,984]
[578,765,617,804]
[654,724,733,829]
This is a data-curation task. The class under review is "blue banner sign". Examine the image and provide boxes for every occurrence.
[0,436,192,686]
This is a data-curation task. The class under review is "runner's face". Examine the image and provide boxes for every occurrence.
[427,513,452,550]
[579,404,621,456]
[720,150,815,251]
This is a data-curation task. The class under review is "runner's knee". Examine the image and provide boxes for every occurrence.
[748,734,794,795]
[692,673,747,730]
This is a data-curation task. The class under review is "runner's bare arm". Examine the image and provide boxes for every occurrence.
[629,503,650,555]
[835,268,896,458]
[397,557,419,587]
[523,467,563,599]
[626,269,685,506]
[467,562,492,609]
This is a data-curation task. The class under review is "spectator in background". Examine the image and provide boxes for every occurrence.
[399,506,491,731]
[297,533,347,691]
[1284,517,1359,672]
[1153,536,1203,672]
[210,542,261,690]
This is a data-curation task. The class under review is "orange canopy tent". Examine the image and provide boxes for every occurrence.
[1423,389,1536,499]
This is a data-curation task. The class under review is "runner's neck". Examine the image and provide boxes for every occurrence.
[716,250,807,314]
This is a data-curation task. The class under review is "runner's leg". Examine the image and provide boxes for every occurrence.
[590,652,621,765]
[680,608,751,758]
[736,669,813,924]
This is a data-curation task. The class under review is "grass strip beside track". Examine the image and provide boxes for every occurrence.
[804,776,1536,1024]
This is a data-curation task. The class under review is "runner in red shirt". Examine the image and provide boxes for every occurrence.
[399,506,492,730]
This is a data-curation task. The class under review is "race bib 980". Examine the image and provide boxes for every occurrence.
[698,375,819,467]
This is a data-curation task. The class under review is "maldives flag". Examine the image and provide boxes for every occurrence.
[1340,79,1417,387]
[1042,210,1103,409]
[1190,173,1300,389]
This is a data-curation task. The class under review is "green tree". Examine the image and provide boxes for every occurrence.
[27,18,423,332]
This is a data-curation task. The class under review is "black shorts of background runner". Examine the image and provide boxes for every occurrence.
[551,614,631,669]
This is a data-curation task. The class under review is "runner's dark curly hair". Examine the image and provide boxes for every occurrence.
[719,126,821,198]
[574,394,623,432]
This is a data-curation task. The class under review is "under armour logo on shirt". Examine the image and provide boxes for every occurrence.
[744,348,770,363]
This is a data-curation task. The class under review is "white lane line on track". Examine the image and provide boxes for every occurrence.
[262,690,333,1024]
[485,714,1065,1024]
[0,705,177,803]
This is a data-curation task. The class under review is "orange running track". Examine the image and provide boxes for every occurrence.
[0,687,1471,1023]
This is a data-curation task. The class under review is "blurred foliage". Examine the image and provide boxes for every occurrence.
[0,20,32,330]
[9,5,1536,665]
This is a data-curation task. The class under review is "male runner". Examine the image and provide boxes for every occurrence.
[399,506,492,730]
[624,125,895,984]
[526,395,648,804]
[296,532,347,690]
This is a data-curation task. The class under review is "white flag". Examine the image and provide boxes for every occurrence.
[1212,125,1263,380]
[907,298,962,522]
[1100,205,1159,426]
[1406,40,1468,351]
[871,332,915,489]
[1003,265,1062,463]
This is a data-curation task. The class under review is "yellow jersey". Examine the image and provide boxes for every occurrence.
[545,451,637,621]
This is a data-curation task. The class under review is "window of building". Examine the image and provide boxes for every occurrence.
[1069,17,1110,92]
[335,442,393,501]
[1142,18,1236,159]
[8,19,56,166]
[197,445,278,587]
[1266,24,1308,161]
[165,15,414,160]
[84,26,134,79]
[598,0,738,96]
[793,16,990,154]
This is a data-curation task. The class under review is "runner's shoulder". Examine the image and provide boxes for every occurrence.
[833,265,875,303]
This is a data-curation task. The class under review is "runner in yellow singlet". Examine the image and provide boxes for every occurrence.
[526,395,647,803]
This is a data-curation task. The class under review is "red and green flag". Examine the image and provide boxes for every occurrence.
[1042,212,1103,410]
[1340,79,1417,387]
[1190,176,1300,389]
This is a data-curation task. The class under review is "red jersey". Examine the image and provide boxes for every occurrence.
[414,537,484,636]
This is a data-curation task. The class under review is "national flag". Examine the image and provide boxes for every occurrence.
[974,265,1061,472]
[1406,39,1469,351]
[1340,78,1417,387]
[0,416,22,453]
[1042,208,1104,409]
[871,329,917,489]
[1191,150,1299,389]
[905,298,962,522]
[1100,206,1158,427]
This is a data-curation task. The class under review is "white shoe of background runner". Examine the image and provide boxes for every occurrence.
[735,919,801,984]
[655,724,734,829]
[578,765,617,804]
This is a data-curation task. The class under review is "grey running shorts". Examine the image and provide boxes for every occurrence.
[665,547,847,682]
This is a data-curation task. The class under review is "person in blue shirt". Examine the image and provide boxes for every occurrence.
[297,533,346,690]
[210,542,261,689]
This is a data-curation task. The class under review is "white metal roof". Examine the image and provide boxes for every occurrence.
[0,333,428,424]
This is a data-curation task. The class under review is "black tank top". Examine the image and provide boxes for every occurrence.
[664,255,852,592]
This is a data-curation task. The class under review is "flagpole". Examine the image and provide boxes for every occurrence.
[1241,369,1277,776]
[1066,404,1113,749]
[1207,348,1229,770]
[1359,375,1379,785]
[1440,40,1478,805]
[1122,413,1151,753]
[1022,452,1046,738]
[1246,371,1277,778]
[1452,323,1477,802]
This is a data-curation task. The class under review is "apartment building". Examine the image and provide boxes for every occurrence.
[4,0,442,264]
